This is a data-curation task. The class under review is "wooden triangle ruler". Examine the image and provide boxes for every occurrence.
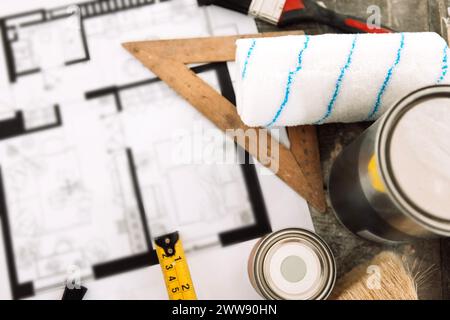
[123,31,326,213]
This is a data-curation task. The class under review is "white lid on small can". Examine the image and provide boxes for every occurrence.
[249,229,336,300]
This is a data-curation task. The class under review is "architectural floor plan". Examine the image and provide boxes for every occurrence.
[0,0,313,300]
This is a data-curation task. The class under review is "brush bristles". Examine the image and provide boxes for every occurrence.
[330,252,418,300]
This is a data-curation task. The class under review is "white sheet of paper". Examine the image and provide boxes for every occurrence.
[0,0,313,300]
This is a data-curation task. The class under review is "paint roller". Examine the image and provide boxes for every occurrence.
[235,32,449,126]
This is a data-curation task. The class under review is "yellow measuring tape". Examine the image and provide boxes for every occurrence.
[155,231,197,300]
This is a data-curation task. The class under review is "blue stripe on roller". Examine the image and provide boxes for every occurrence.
[367,33,405,120]
[437,44,449,84]
[266,36,310,128]
[315,35,358,125]
[241,39,257,80]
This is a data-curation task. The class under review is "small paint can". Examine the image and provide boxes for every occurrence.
[248,228,336,300]
[329,85,450,243]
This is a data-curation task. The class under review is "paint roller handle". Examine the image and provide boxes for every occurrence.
[278,0,394,33]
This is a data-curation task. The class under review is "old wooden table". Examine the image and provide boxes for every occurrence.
[257,0,450,300]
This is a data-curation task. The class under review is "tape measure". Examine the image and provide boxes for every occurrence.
[155,231,197,300]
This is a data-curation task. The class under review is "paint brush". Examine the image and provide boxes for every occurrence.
[198,0,393,33]
[330,252,419,300]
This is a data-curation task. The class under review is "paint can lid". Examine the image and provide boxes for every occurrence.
[379,85,450,234]
[250,228,336,300]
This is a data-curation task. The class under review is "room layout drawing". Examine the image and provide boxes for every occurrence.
[0,0,272,299]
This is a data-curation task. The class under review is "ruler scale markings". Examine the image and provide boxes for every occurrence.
[155,232,197,300]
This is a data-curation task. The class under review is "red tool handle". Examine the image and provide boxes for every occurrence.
[279,0,393,33]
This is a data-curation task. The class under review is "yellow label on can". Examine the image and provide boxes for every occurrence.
[155,232,197,300]
[368,155,386,193]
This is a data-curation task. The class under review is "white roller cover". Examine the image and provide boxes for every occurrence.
[235,33,450,126]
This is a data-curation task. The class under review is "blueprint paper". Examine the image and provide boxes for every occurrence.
[0,0,313,300]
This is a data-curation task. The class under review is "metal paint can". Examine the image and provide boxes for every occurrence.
[329,86,450,243]
[248,228,336,300]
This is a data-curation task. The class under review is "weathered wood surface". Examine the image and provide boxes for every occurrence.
[257,0,449,300]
